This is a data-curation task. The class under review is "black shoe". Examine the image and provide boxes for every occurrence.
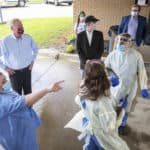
[119,126,127,135]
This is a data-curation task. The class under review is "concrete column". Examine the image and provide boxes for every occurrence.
[0,5,4,24]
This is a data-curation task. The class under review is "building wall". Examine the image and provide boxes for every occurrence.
[73,0,150,39]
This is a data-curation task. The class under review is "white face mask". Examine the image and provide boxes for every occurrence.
[86,23,96,32]
[80,17,85,22]
[131,11,138,16]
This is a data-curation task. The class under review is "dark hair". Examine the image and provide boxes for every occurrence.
[120,33,131,39]
[132,4,141,11]
[77,11,86,27]
[84,60,110,101]
[114,33,131,50]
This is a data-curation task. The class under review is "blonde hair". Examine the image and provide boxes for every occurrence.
[9,18,22,29]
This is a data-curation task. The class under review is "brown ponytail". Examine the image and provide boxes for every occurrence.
[83,60,110,101]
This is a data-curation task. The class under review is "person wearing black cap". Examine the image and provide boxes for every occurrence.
[76,15,104,77]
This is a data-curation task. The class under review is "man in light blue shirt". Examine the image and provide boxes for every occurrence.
[118,4,147,46]
[0,18,38,95]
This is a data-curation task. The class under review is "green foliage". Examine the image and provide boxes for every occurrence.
[66,44,74,52]
[67,33,76,41]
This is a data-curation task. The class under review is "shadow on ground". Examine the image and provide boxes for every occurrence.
[122,126,150,150]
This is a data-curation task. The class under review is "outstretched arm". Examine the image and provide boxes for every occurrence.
[25,80,64,106]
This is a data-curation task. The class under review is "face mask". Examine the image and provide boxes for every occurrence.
[116,43,125,52]
[80,16,85,22]
[2,81,12,92]
[87,23,96,32]
[131,11,138,16]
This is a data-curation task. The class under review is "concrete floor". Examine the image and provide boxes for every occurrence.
[32,50,150,150]
[139,45,150,62]
[32,54,82,150]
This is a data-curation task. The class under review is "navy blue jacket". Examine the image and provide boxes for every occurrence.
[118,15,147,46]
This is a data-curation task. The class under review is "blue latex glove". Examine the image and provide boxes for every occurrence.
[141,89,149,98]
[110,76,119,87]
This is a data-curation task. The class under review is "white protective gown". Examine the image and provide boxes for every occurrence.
[65,95,129,150]
[105,49,148,112]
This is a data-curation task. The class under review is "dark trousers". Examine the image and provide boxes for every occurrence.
[9,67,32,95]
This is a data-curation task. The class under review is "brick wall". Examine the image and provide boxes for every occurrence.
[73,0,150,39]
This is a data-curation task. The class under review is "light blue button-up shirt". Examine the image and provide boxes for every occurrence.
[127,16,138,40]
[0,34,38,70]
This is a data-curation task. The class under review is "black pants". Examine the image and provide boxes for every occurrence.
[9,67,32,95]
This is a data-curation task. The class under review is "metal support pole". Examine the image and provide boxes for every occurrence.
[0,5,4,24]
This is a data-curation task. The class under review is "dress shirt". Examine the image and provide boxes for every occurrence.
[127,16,138,40]
[86,30,93,46]
[0,34,38,70]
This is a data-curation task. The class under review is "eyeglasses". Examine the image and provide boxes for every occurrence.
[132,9,139,12]
[120,38,129,42]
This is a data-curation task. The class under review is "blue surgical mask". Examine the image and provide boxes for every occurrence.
[2,81,12,92]
[116,43,125,52]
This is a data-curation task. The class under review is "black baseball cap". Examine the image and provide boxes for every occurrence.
[85,15,99,23]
